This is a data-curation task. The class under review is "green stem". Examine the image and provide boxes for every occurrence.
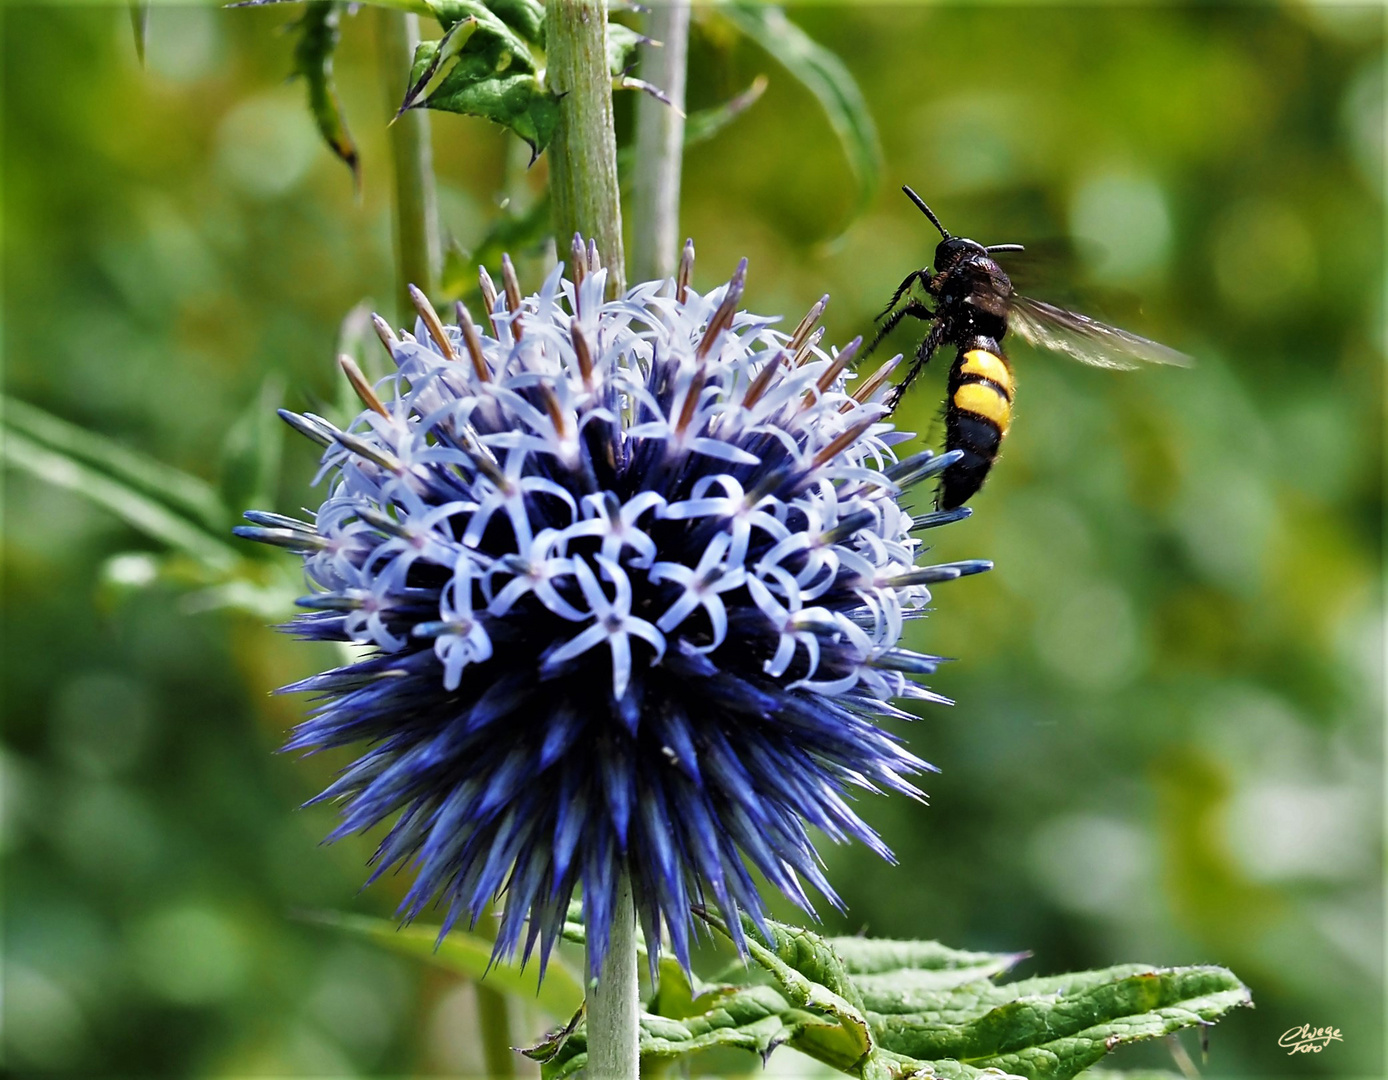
[630,0,690,282]
[544,2,637,1070]
[545,0,626,295]
[586,868,640,1080]
[375,7,441,325]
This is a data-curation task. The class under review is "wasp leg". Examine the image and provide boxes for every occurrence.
[876,269,928,320]
[866,298,934,359]
[884,318,946,412]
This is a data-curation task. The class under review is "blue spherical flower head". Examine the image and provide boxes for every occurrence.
[236,240,989,981]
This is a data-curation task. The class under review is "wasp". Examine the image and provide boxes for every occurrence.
[871,186,1190,510]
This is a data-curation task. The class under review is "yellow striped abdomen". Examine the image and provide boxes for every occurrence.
[960,348,1015,401]
[939,342,1014,509]
[952,380,1012,433]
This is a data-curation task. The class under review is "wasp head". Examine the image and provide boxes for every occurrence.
[933,237,988,272]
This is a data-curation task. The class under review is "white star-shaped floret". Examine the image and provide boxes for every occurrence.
[559,490,665,569]
[662,474,789,567]
[483,529,584,621]
[648,533,747,651]
[420,565,495,691]
[543,555,665,698]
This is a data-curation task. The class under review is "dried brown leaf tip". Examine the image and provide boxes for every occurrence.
[455,301,491,383]
[677,238,695,303]
[501,254,524,341]
[338,354,390,419]
[741,349,785,410]
[789,294,829,354]
[848,355,902,409]
[408,285,456,362]
[697,258,747,360]
[478,266,500,335]
[570,233,587,289]
[371,314,399,354]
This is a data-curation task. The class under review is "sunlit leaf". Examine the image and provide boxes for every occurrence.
[2,396,228,532]
[300,909,587,1021]
[1,428,238,572]
[720,3,883,229]
[404,0,559,159]
[544,910,1250,1080]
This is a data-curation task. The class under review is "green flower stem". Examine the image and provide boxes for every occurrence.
[375,7,441,324]
[630,0,690,282]
[545,0,626,296]
[542,5,635,1059]
[586,868,640,1080]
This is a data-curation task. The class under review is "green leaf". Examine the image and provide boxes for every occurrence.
[440,193,553,302]
[607,21,645,77]
[404,18,557,158]
[2,396,228,532]
[719,3,883,230]
[684,74,768,146]
[292,1,360,186]
[129,0,149,66]
[218,375,286,518]
[1,428,238,572]
[474,908,1247,1080]
[828,937,1029,1007]
[300,909,586,1021]
[398,0,559,158]
[869,964,1251,1080]
[535,984,805,1079]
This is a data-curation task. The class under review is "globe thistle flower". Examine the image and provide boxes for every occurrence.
[235,239,988,979]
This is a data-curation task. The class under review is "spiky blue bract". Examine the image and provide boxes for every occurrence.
[236,250,987,981]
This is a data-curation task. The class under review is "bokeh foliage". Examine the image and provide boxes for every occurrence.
[2,3,1382,1077]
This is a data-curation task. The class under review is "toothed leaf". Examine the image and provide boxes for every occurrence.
[291,2,359,183]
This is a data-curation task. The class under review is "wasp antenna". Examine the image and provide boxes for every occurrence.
[902,185,949,239]
[986,243,1026,254]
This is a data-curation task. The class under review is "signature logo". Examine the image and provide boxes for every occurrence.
[1278,1025,1343,1055]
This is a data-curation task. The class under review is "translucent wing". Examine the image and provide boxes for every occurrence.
[1008,295,1192,370]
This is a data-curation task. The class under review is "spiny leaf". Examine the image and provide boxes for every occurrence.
[403,2,559,159]
[524,910,1246,1080]
[292,1,360,185]
[720,3,883,231]
[298,909,586,1020]
[828,937,1029,1007]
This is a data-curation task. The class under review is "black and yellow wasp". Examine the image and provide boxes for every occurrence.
[872,186,1190,509]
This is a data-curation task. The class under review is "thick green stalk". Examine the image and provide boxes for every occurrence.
[586,869,640,1080]
[545,3,637,1072]
[631,0,690,282]
[546,0,626,295]
[375,8,441,325]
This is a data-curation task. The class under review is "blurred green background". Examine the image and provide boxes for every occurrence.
[2,2,1382,1077]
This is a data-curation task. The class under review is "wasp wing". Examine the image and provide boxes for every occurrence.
[1008,295,1192,370]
